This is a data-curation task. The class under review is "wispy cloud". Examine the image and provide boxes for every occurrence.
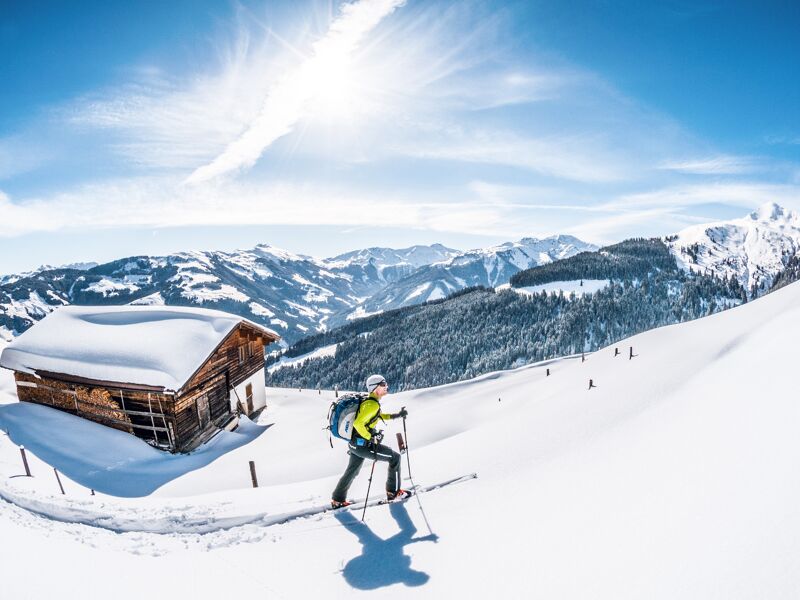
[398,129,633,183]
[659,155,761,175]
[185,0,406,184]
[609,181,800,212]
[0,135,52,180]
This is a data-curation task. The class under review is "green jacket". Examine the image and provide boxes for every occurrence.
[353,392,394,441]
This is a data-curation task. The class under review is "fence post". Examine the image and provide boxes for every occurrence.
[614,347,620,356]
[20,446,31,477]
[54,468,65,495]
[546,368,550,376]
[629,346,634,360]
[249,460,259,488]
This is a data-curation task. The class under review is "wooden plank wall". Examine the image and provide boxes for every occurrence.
[183,324,269,392]
[11,323,278,453]
[13,372,175,449]
[173,325,271,448]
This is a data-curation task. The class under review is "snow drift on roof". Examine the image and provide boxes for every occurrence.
[0,305,279,391]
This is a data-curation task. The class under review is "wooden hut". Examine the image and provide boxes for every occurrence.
[0,305,280,452]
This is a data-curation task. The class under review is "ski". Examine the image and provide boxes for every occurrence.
[342,472,477,512]
[267,472,478,528]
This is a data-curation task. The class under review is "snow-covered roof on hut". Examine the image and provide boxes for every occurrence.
[0,305,279,391]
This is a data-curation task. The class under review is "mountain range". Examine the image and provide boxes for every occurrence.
[1,202,797,345]
[0,235,591,344]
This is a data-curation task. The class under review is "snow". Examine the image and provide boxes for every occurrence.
[284,300,318,318]
[346,305,384,321]
[425,287,446,301]
[507,279,611,298]
[249,301,275,317]
[86,277,143,297]
[2,282,800,598]
[46,290,68,304]
[405,282,431,301]
[187,283,250,303]
[254,243,307,263]
[3,290,56,321]
[218,251,274,281]
[269,318,289,329]
[0,305,277,391]
[129,292,165,306]
[668,201,800,292]
[267,343,339,373]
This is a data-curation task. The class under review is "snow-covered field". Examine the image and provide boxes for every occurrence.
[267,343,339,373]
[2,281,800,599]
[503,278,611,298]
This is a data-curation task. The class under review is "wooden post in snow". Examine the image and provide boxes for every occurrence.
[20,446,31,477]
[546,368,550,376]
[588,379,596,390]
[629,346,634,360]
[54,468,65,495]
[249,461,259,488]
[614,347,620,357]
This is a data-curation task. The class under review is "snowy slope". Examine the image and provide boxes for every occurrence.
[2,282,800,598]
[668,201,800,294]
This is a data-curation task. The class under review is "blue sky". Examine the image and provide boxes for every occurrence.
[0,0,798,274]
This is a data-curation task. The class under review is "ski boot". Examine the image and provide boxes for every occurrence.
[386,488,412,502]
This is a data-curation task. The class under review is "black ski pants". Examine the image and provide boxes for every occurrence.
[332,442,401,502]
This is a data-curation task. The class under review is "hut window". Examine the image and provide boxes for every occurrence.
[238,345,246,365]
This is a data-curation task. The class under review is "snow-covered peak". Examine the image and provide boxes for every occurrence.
[748,201,799,224]
[252,244,311,263]
[446,235,597,266]
[325,244,459,270]
[668,202,800,294]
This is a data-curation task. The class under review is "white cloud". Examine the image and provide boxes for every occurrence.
[0,176,511,239]
[185,0,407,184]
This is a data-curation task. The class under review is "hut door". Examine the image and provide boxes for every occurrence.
[245,383,254,414]
[197,394,211,429]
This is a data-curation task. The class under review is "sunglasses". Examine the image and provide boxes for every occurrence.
[377,382,388,387]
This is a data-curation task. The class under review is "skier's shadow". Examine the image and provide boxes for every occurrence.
[334,502,438,589]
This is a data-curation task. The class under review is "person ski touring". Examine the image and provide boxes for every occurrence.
[331,374,409,509]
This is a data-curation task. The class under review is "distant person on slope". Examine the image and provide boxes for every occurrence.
[331,374,409,509]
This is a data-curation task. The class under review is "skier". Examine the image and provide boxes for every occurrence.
[331,374,409,508]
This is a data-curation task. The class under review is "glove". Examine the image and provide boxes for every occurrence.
[391,408,408,419]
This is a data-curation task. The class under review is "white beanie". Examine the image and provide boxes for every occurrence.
[365,374,387,392]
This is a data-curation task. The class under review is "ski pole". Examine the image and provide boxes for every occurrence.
[402,410,413,480]
[401,413,434,537]
[361,449,378,522]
